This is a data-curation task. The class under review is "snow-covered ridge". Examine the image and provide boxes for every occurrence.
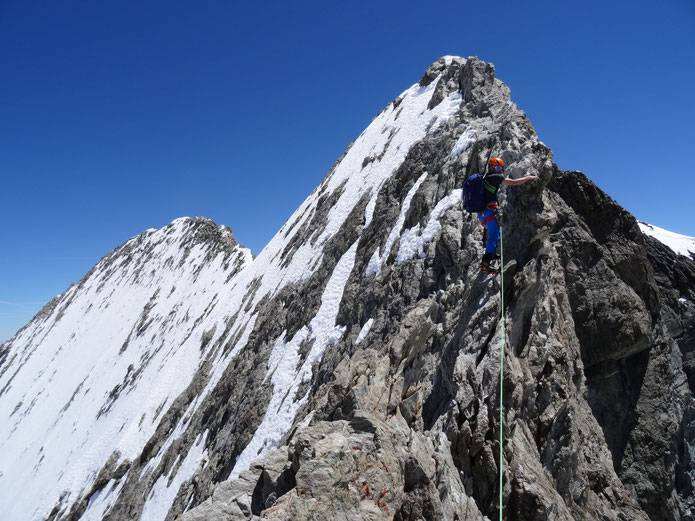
[264,73,463,291]
[221,69,465,475]
[0,217,251,521]
[133,69,464,514]
[638,221,695,258]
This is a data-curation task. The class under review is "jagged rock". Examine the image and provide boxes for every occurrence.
[179,415,486,521]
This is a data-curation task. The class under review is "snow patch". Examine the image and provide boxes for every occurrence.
[450,127,477,159]
[366,172,429,276]
[638,221,695,258]
[355,318,374,345]
[397,189,462,264]
[81,475,128,521]
[139,431,209,521]
[428,91,463,134]
[230,241,359,478]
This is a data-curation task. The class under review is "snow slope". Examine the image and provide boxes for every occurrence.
[638,221,695,258]
[0,219,251,521]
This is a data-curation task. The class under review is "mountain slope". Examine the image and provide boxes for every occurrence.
[639,221,695,260]
[0,218,252,521]
[1,56,693,521]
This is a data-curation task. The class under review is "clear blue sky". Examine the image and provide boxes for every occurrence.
[1,0,694,341]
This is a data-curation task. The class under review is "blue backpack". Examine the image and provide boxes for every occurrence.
[463,173,486,212]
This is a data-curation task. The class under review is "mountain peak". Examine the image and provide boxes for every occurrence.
[1,58,693,521]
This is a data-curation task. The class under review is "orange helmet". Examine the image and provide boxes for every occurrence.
[488,157,505,173]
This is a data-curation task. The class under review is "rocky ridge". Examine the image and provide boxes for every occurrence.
[0,57,693,521]
[178,58,695,520]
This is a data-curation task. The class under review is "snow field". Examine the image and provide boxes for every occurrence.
[0,220,250,521]
[638,221,695,258]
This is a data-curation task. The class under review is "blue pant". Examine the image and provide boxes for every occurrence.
[478,205,499,255]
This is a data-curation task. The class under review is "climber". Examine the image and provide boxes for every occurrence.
[478,157,539,273]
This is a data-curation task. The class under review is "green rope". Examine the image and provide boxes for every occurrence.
[499,223,505,521]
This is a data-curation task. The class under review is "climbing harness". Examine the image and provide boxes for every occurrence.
[479,203,499,226]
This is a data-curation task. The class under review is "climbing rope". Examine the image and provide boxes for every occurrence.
[498,223,505,521]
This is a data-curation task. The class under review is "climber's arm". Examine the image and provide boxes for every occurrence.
[502,175,539,186]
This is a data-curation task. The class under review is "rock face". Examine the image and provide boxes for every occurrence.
[1,57,693,521]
